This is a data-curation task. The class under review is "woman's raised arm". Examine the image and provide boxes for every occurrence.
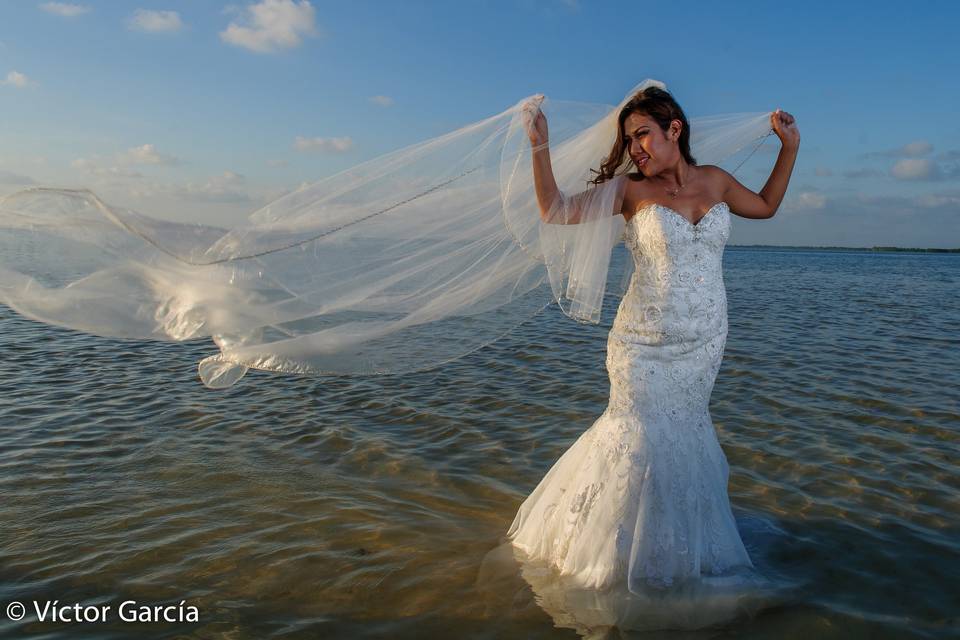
[524,98,619,225]
[722,108,800,219]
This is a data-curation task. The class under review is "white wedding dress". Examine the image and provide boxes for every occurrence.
[506,198,756,594]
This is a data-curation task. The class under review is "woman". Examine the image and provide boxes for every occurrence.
[505,86,800,594]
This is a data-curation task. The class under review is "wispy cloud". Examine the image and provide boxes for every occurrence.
[852,141,960,182]
[127,9,184,33]
[294,136,353,153]
[842,168,884,179]
[796,190,827,209]
[220,0,318,54]
[72,144,180,178]
[863,140,933,159]
[915,192,960,208]
[170,171,252,203]
[780,188,827,212]
[72,158,144,178]
[129,171,256,203]
[0,170,36,185]
[39,2,90,17]
[2,71,31,88]
[119,143,180,166]
[369,95,394,107]
[891,158,939,181]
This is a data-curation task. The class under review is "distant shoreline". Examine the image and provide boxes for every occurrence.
[727,245,960,253]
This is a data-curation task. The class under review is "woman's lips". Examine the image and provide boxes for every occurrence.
[636,155,649,167]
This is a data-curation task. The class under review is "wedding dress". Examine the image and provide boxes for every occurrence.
[506,180,756,595]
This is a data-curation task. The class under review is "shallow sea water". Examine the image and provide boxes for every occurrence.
[0,246,957,639]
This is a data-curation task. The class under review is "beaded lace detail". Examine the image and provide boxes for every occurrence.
[506,200,755,592]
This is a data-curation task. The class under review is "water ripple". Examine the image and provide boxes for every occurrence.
[0,248,958,638]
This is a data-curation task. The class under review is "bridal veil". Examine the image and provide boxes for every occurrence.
[0,79,772,387]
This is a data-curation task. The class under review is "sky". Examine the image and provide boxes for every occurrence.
[1,0,959,248]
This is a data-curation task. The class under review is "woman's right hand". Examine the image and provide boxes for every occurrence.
[522,95,549,147]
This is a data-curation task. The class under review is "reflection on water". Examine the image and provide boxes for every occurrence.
[0,247,958,638]
[478,511,804,636]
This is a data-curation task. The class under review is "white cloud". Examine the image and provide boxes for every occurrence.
[891,158,938,181]
[176,171,251,202]
[294,135,353,153]
[369,95,394,107]
[796,191,827,209]
[39,2,90,17]
[779,189,827,212]
[865,140,933,159]
[901,141,933,157]
[127,9,184,33]
[3,71,30,88]
[220,0,317,53]
[119,143,180,166]
[129,171,255,203]
[72,158,144,178]
[71,144,179,179]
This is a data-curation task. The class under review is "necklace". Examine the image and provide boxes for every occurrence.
[660,167,690,198]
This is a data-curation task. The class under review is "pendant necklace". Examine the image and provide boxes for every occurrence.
[663,159,691,198]
[662,171,685,199]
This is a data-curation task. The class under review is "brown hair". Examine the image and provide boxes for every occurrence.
[588,86,696,186]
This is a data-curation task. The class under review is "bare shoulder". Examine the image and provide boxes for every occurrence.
[697,164,733,192]
[619,172,647,217]
[699,164,771,219]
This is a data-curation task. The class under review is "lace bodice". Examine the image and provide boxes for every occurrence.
[612,202,731,348]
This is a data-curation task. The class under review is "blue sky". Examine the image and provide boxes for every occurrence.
[1,0,958,248]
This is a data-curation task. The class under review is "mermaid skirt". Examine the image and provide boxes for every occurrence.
[506,330,754,594]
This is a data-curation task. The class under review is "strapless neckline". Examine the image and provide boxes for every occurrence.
[633,201,729,229]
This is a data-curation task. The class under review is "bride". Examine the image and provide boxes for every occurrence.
[0,78,800,627]
[504,85,799,595]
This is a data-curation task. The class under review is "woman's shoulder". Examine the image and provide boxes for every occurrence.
[697,164,732,182]
[621,173,647,200]
[693,164,735,196]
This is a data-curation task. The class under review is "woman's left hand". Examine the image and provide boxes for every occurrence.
[771,108,800,150]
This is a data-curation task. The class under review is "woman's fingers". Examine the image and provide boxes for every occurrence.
[772,109,796,127]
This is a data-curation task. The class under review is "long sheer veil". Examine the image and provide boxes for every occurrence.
[0,79,773,388]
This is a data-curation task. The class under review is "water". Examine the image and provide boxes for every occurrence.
[0,247,957,639]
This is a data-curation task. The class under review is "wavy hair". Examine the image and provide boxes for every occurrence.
[589,86,696,186]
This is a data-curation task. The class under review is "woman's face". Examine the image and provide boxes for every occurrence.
[622,112,681,176]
